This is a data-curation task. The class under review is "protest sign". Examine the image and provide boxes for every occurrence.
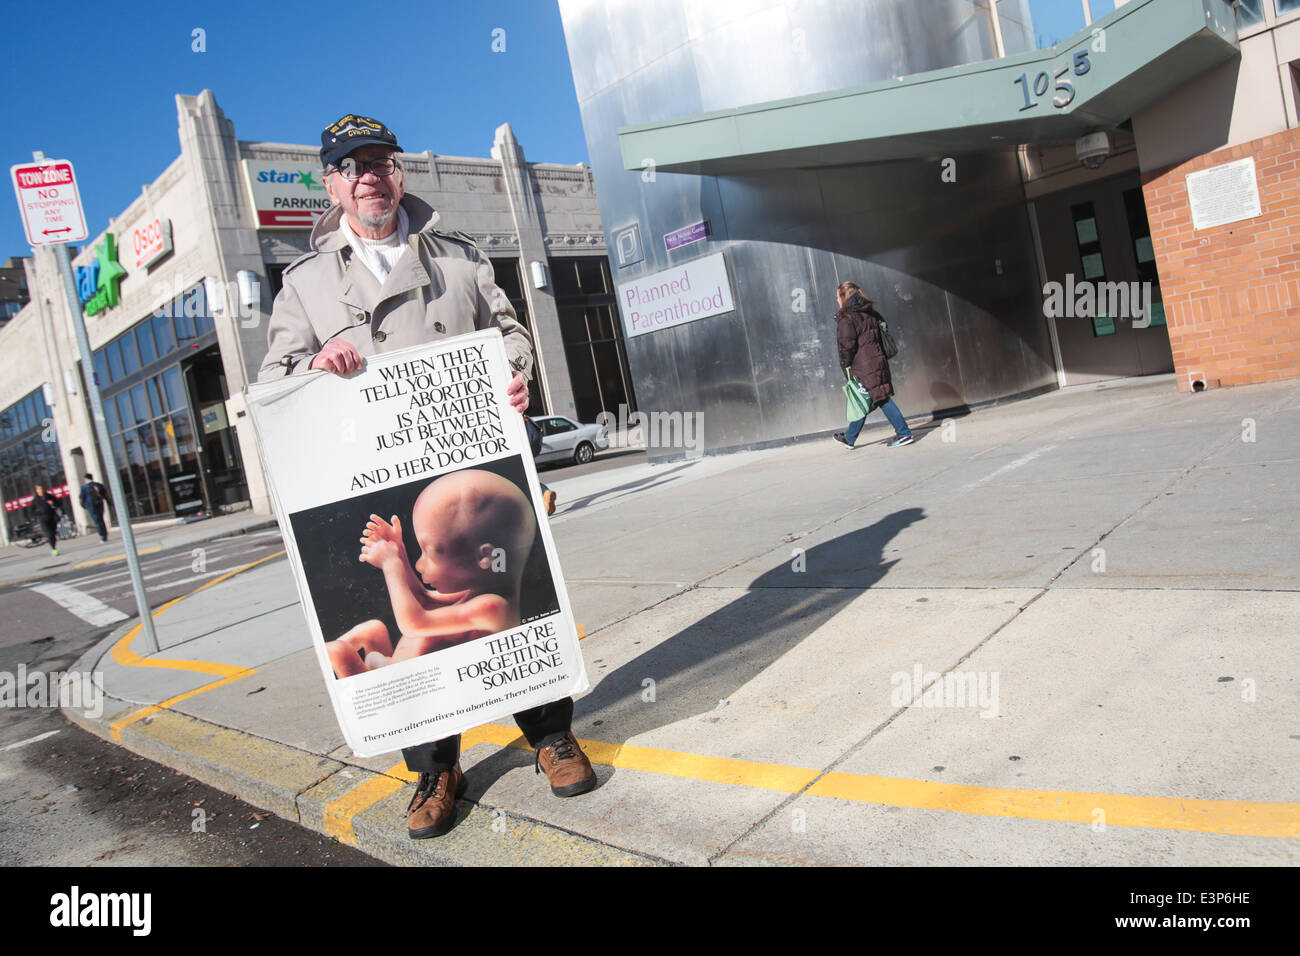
[245,330,587,757]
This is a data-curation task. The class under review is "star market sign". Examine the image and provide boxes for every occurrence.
[241,159,332,229]
[75,232,128,316]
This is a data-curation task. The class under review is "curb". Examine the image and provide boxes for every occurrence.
[0,518,280,590]
[61,627,662,868]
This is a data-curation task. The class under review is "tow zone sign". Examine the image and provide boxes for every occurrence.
[11,160,88,245]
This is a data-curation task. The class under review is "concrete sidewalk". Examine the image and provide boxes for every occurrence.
[62,377,1300,865]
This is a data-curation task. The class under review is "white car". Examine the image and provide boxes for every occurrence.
[533,415,609,465]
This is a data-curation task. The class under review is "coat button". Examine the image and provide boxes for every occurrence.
[374,331,387,343]
[434,322,445,333]
[355,312,368,323]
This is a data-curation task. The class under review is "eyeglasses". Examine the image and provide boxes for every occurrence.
[331,156,400,180]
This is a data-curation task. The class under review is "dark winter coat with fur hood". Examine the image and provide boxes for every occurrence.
[835,292,893,404]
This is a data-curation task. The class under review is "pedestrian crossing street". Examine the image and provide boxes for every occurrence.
[23,529,285,629]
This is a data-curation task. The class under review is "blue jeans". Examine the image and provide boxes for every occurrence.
[845,398,911,444]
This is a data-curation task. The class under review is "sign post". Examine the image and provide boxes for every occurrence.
[13,152,158,653]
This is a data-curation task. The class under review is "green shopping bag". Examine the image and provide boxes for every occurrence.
[842,369,874,421]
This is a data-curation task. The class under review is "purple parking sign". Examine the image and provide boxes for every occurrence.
[664,220,709,252]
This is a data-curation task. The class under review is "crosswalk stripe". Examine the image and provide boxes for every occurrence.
[2,730,61,752]
[28,582,130,627]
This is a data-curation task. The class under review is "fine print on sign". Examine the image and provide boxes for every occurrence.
[1186,158,1262,231]
[10,160,88,245]
[664,220,709,252]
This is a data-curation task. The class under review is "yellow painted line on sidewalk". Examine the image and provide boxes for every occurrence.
[322,721,1300,843]
[107,550,285,742]
[73,546,162,569]
[806,772,1300,839]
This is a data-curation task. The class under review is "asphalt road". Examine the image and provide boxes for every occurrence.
[0,528,286,650]
[0,587,382,866]
[537,446,646,482]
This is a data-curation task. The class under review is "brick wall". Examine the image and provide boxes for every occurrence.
[1142,127,1300,391]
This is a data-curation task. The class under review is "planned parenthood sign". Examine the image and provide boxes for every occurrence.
[616,253,735,338]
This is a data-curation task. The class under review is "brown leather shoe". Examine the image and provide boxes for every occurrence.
[543,489,557,516]
[534,733,597,797]
[407,765,466,838]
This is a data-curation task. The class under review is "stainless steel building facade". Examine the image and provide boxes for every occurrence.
[558,0,1256,458]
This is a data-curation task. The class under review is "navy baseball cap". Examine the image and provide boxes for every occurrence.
[320,114,402,168]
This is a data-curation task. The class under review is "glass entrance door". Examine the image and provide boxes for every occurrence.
[1035,171,1174,385]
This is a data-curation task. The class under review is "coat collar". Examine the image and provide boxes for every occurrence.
[310,194,442,254]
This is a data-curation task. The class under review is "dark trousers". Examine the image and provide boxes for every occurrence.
[87,506,107,541]
[40,519,58,550]
[402,696,574,773]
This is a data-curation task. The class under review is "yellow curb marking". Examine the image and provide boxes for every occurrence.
[324,721,1300,843]
[73,546,162,569]
[806,772,1300,839]
[107,550,285,741]
[323,766,411,843]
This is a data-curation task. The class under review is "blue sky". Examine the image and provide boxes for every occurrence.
[0,0,590,260]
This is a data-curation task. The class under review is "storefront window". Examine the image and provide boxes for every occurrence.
[175,311,197,347]
[147,377,164,418]
[0,388,63,533]
[160,417,181,469]
[163,366,186,412]
[119,332,140,376]
[136,324,158,366]
[93,351,109,389]
[1270,0,1295,18]
[88,283,225,519]
[117,392,135,430]
[171,412,197,465]
[130,384,150,424]
[152,311,175,354]
[106,340,124,382]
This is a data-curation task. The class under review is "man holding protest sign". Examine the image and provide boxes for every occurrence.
[259,114,596,839]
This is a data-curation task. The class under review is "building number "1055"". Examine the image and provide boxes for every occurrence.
[1014,51,1091,110]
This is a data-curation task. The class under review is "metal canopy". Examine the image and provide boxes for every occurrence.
[617,0,1239,174]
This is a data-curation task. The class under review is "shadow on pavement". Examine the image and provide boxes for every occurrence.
[468,507,926,791]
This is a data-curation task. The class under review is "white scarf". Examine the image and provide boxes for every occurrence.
[339,205,410,283]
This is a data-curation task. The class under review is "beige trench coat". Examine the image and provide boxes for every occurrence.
[257,194,533,381]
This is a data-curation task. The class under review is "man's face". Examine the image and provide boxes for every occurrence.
[325,145,404,237]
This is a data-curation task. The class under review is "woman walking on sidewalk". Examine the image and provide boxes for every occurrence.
[832,281,913,448]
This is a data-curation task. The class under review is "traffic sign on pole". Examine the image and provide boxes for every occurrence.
[18,150,158,653]
[10,159,88,245]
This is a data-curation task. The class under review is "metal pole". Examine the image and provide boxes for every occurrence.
[35,150,159,653]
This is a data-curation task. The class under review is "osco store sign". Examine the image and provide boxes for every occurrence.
[74,232,127,316]
[130,216,172,270]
